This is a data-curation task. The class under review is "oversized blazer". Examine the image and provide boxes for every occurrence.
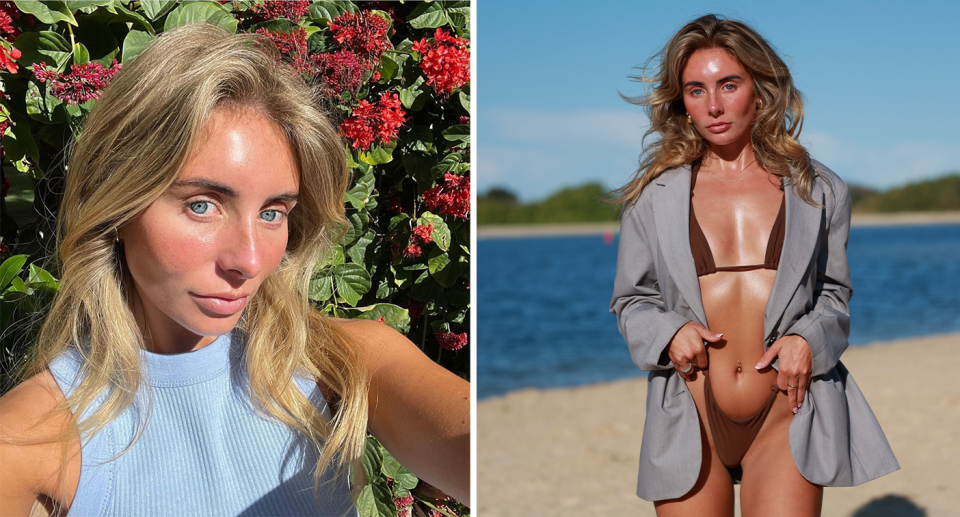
[610,160,899,501]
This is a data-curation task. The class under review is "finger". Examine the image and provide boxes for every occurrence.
[757,342,780,370]
[797,384,806,410]
[788,381,798,413]
[696,326,723,343]
[777,369,788,392]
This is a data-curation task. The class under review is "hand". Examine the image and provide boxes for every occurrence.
[756,334,812,414]
[668,322,722,381]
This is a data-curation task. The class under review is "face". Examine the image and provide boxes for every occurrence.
[120,106,300,352]
[681,47,757,149]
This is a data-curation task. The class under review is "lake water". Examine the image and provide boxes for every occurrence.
[477,224,960,399]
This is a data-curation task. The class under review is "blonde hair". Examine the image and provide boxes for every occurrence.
[5,23,368,507]
[612,14,821,207]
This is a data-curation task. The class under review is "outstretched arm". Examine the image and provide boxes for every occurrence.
[335,319,470,504]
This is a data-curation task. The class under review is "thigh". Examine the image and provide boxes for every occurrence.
[655,376,734,517]
[739,395,823,517]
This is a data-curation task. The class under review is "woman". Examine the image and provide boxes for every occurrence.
[609,15,897,516]
[0,23,469,516]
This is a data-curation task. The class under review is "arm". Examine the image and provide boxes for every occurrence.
[334,319,469,505]
[784,177,854,378]
[610,198,692,371]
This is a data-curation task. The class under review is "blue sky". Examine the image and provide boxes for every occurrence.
[477,0,960,201]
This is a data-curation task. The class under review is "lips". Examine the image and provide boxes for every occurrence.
[190,292,249,316]
[706,122,732,133]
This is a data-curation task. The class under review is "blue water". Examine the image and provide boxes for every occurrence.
[478,224,960,399]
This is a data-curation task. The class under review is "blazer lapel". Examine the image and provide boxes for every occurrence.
[651,164,709,328]
[762,173,824,340]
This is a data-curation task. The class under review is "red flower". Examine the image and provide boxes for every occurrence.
[436,331,467,351]
[250,0,310,22]
[411,28,470,94]
[312,49,367,95]
[31,60,122,104]
[410,223,434,244]
[393,494,413,517]
[403,243,422,258]
[340,93,406,150]
[0,44,20,74]
[328,10,390,59]
[422,172,470,219]
[255,27,307,57]
[406,301,425,321]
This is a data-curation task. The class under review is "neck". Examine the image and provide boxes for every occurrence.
[702,132,756,173]
[130,291,217,355]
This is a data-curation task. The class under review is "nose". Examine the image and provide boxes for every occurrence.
[219,218,263,280]
[707,93,724,118]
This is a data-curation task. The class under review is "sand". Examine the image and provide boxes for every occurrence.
[478,211,960,239]
[478,332,960,517]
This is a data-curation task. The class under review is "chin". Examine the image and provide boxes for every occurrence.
[183,313,242,338]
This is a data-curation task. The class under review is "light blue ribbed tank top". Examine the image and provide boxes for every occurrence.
[47,330,358,517]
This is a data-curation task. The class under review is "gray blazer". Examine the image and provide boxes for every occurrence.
[610,160,899,501]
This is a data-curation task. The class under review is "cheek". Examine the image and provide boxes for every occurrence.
[124,208,213,292]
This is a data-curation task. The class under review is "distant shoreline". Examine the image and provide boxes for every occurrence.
[478,211,960,239]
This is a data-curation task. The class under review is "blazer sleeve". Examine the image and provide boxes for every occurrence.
[610,196,692,371]
[784,177,854,377]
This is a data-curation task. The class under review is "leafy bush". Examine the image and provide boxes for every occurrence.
[0,2,470,516]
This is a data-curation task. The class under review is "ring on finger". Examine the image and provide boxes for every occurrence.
[787,383,799,388]
[679,362,693,374]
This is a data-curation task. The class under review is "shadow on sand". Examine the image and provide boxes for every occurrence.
[851,494,925,517]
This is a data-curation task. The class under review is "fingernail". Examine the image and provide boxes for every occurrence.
[798,403,802,408]
[716,333,723,337]
[755,362,763,369]
[793,408,798,414]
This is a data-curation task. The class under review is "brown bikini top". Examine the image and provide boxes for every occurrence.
[690,161,786,277]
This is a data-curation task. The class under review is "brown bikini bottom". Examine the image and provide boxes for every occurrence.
[703,370,779,469]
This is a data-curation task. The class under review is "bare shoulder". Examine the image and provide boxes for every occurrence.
[0,370,80,513]
[327,317,418,367]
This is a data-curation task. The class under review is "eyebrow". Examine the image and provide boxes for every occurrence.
[171,178,299,204]
[683,75,743,88]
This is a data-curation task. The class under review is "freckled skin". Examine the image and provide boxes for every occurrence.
[120,107,300,354]
[682,47,758,157]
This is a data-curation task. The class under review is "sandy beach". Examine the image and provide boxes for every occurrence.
[478,211,960,239]
[478,332,960,517]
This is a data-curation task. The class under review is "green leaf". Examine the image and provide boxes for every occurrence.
[122,30,156,64]
[459,91,470,113]
[381,451,419,489]
[26,264,59,291]
[361,435,383,481]
[441,124,469,146]
[358,141,396,165]
[0,255,28,290]
[73,18,119,65]
[308,274,333,301]
[345,229,375,265]
[13,31,71,71]
[419,212,451,251]
[333,263,371,306]
[341,211,369,247]
[356,485,376,517]
[407,2,449,29]
[378,52,400,82]
[401,151,437,184]
[14,0,78,26]
[163,1,237,33]
[111,3,157,33]
[404,126,434,153]
[398,76,427,110]
[307,0,357,25]
[409,271,441,302]
[64,0,114,11]
[140,0,177,20]
[345,303,411,334]
[72,43,90,65]
[427,247,450,275]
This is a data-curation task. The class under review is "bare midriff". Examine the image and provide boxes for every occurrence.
[692,269,780,418]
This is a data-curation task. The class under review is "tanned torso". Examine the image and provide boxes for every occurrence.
[683,164,795,450]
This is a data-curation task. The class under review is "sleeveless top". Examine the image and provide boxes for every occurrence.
[47,330,358,517]
[689,161,786,276]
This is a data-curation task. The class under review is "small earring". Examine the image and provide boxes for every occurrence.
[114,229,121,244]
[756,99,763,109]
[686,113,692,124]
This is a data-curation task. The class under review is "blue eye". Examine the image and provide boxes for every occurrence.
[189,201,211,215]
[261,210,281,222]
[724,84,735,90]
[692,88,703,95]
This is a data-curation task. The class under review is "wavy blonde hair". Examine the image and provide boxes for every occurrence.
[612,14,821,207]
[5,23,368,508]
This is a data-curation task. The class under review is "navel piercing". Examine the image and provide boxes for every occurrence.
[737,360,742,373]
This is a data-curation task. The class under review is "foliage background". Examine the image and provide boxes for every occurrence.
[0,2,469,516]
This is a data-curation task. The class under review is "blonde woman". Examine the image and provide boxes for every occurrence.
[0,24,469,516]
[610,15,897,516]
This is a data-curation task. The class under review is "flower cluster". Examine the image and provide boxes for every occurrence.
[403,223,434,258]
[393,493,413,517]
[31,60,122,105]
[328,10,390,59]
[411,28,470,94]
[340,92,405,150]
[312,50,367,95]
[250,0,310,22]
[406,301,425,321]
[1,1,30,39]
[255,26,307,56]
[422,172,470,219]
[0,43,19,74]
[435,331,468,351]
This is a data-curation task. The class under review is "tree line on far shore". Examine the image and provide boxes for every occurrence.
[478,172,960,225]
